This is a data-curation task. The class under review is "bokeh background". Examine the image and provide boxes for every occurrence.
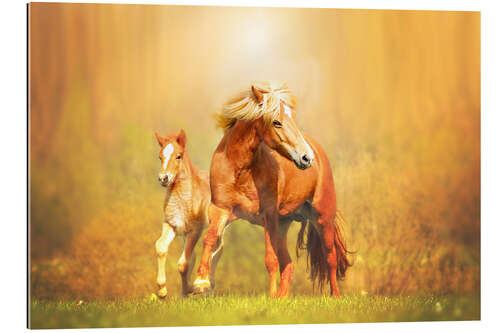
[29,3,480,300]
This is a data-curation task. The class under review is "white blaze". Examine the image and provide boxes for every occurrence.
[282,104,314,160]
[303,139,315,160]
[162,144,174,170]
[283,104,292,118]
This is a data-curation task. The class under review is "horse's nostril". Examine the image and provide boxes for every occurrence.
[301,154,310,163]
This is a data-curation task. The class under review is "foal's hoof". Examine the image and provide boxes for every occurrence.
[157,286,168,298]
[192,279,212,295]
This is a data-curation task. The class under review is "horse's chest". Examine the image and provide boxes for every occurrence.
[233,170,260,214]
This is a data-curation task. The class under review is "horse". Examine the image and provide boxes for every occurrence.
[154,129,224,297]
[192,82,351,297]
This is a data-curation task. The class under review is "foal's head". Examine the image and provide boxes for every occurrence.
[251,85,315,170]
[154,129,187,187]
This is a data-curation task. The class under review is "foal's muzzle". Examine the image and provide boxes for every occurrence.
[158,174,168,186]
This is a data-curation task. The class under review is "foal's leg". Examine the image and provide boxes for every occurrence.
[276,220,294,298]
[178,229,201,296]
[155,223,176,297]
[193,204,230,294]
[264,214,280,298]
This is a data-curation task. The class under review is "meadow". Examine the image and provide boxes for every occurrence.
[30,294,479,329]
[29,4,480,328]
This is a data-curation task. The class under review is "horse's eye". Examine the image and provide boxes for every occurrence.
[176,155,182,159]
[272,120,282,128]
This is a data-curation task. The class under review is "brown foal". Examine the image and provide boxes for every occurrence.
[155,130,224,297]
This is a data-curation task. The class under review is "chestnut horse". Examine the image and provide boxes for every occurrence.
[193,83,351,297]
[154,130,224,297]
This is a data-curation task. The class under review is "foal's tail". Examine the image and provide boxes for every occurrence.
[296,211,352,289]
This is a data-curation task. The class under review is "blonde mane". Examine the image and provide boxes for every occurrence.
[216,82,297,130]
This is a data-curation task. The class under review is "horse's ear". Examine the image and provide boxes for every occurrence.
[252,85,265,104]
[177,129,187,148]
[155,132,164,147]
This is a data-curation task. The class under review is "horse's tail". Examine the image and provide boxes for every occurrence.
[296,210,352,289]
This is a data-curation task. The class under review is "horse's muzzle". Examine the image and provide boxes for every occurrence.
[293,153,313,170]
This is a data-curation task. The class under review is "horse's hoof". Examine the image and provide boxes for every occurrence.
[192,279,212,295]
[180,287,194,297]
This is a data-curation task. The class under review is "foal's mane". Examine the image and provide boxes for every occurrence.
[216,82,297,130]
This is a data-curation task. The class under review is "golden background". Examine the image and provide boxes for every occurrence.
[29,3,480,299]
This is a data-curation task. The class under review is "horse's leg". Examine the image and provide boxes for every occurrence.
[209,225,227,290]
[193,204,230,294]
[309,206,341,296]
[310,159,343,297]
[276,219,294,298]
[317,214,340,297]
[264,213,280,298]
[155,223,176,298]
[178,228,201,296]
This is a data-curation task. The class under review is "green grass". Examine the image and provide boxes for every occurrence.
[30,293,480,329]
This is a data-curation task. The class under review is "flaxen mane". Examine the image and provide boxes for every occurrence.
[216,82,297,130]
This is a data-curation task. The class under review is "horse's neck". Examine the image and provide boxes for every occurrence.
[225,121,261,170]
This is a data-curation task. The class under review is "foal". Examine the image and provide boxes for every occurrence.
[154,130,221,297]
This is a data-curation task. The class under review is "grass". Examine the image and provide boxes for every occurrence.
[29,293,480,329]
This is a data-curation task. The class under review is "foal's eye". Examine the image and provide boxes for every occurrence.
[176,155,182,159]
[272,120,282,128]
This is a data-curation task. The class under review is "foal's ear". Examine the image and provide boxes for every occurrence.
[154,132,164,147]
[177,129,187,148]
[252,85,265,104]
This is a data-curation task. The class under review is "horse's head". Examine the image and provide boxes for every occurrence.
[252,85,315,170]
[154,129,187,187]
